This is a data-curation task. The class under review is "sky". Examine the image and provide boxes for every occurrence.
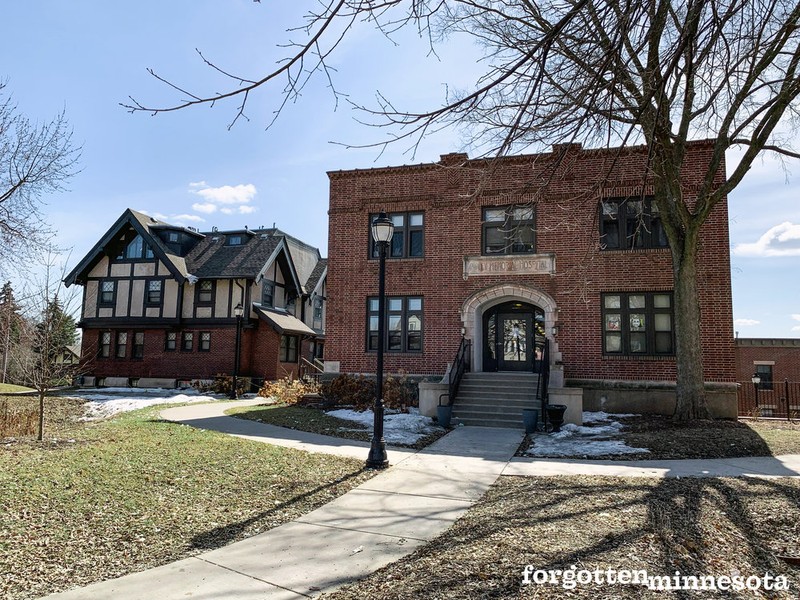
[1,1,798,338]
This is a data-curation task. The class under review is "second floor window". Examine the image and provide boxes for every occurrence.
[313,296,323,330]
[197,280,213,304]
[262,280,275,307]
[482,205,536,255]
[147,280,162,305]
[370,212,424,259]
[100,280,115,305]
[600,196,668,250]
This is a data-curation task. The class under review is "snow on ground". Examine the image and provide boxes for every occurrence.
[525,411,649,457]
[72,389,217,420]
[326,407,439,445]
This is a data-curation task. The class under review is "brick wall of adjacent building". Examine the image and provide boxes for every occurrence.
[736,339,800,383]
[326,141,736,384]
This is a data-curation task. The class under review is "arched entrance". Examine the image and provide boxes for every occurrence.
[483,301,545,372]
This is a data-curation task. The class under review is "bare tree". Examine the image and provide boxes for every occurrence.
[0,81,81,276]
[125,1,800,420]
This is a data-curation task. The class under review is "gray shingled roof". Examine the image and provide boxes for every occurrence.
[305,258,327,294]
[185,232,282,279]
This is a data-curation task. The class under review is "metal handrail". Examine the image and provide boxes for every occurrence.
[439,337,471,407]
[536,338,551,426]
[300,356,324,373]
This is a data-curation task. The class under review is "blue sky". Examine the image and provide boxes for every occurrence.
[1,1,798,337]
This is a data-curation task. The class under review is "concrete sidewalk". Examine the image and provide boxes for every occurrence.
[41,400,800,599]
[43,401,524,599]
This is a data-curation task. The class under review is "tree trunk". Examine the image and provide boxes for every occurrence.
[672,231,710,421]
[37,389,45,441]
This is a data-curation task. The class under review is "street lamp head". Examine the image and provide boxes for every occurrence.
[234,303,244,318]
[371,211,394,244]
[752,373,761,385]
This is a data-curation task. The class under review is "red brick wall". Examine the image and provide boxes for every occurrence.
[736,340,800,383]
[326,141,736,383]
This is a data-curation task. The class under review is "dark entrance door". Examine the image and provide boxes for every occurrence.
[483,301,544,372]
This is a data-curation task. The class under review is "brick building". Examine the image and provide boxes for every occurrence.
[65,209,327,387]
[325,141,737,418]
[736,338,800,416]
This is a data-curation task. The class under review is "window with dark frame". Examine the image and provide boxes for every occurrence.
[197,280,213,304]
[165,332,177,351]
[133,332,145,358]
[199,332,211,352]
[369,212,424,259]
[755,364,774,390]
[600,196,667,250]
[313,296,323,330]
[146,280,162,305]
[116,332,128,358]
[482,205,536,255]
[262,280,275,307]
[227,234,243,246]
[99,331,111,358]
[367,296,423,353]
[602,292,674,356]
[279,335,298,362]
[99,280,115,305]
[116,234,155,260]
[182,331,194,351]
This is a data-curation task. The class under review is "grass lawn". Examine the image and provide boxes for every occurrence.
[0,396,375,600]
[0,383,34,393]
[227,403,448,449]
[323,475,800,599]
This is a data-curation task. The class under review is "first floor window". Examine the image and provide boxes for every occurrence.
[133,332,145,358]
[280,335,298,362]
[99,331,111,358]
[755,364,774,390]
[165,331,177,351]
[602,292,673,356]
[182,332,194,351]
[199,331,211,352]
[116,332,128,358]
[367,296,423,352]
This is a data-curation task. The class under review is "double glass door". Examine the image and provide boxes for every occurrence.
[483,302,544,372]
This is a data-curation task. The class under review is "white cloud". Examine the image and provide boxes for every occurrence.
[792,314,800,322]
[733,222,800,257]
[192,183,257,205]
[220,207,234,215]
[734,318,760,327]
[239,205,257,214]
[170,214,206,224]
[188,181,207,189]
[192,202,218,214]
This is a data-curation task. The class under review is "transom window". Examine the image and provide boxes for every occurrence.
[367,296,423,353]
[482,205,536,255]
[602,292,674,356]
[370,212,424,258]
[147,280,162,305]
[600,196,668,250]
[280,335,298,362]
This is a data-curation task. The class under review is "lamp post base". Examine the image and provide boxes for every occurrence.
[365,438,389,469]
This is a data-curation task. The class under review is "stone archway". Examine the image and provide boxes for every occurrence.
[461,283,560,372]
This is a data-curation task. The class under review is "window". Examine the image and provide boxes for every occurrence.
[165,332,177,351]
[99,331,111,358]
[116,234,155,260]
[227,234,243,246]
[199,332,211,352]
[100,280,115,305]
[600,196,667,250]
[116,332,128,358]
[182,332,194,351]
[197,280,213,304]
[147,280,162,305]
[482,205,536,255]
[168,232,179,243]
[280,335,298,362]
[262,280,275,307]
[370,212,424,258]
[602,292,674,356]
[313,296,323,330]
[367,296,423,352]
[133,332,145,358]
[755,364,774,390]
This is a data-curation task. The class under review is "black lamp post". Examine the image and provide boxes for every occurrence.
[231,302,244,399]
[366,211,394,469]
[752,373,761,408]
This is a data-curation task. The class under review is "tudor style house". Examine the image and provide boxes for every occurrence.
[65,209,327,387]
[325,141,738,423]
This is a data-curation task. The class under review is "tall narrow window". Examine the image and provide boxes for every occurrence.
[147,280,162,305]
[280,335,298,362]
[262,280,275,307]
[602,292,674,356]
[199,332,211,352]
[100,280,115,305]
[182,332,194,351]
[482,205,536,255]
[116,332,128,358]
[197,280,213,304]
[366,296,423,353]
[313,296,323,330]
[369,212,424,258]
[99,332,111,358]
[165,332,177,351]
[132,332,145,358]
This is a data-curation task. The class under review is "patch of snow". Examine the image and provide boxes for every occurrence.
[79,392,216,420]
[525,411,648,457]
[326,407,438,445]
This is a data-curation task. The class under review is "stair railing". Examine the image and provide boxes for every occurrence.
[535,338,551,427]
[439,337,471,407]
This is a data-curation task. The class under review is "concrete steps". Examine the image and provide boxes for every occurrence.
[452,372,541,428]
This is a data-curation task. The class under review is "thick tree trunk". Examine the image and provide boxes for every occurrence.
[37,390,45,441]
[672,233,711,421]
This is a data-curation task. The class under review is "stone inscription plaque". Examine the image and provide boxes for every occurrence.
[463,254,555,278]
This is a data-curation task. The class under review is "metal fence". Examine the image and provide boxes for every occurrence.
[737,379,800,420]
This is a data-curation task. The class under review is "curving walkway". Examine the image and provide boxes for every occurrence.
[40,400,800,600]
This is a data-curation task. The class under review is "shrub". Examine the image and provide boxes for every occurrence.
[383,372,418,412]
[192,374,249,396]
[321,372,418,413]
[258,376,319,405]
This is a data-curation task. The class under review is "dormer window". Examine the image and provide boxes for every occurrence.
[227,235,243,246]
[116,234,154,260]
